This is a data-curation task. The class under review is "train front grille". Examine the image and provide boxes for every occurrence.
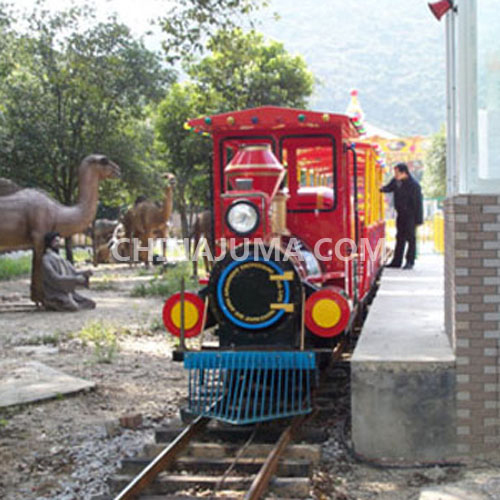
[184,351,316,425]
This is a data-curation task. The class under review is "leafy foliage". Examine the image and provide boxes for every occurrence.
[0,0,314,241]
[253,0,446,135]
[188,29,314,111]
[0,3,15,80]
[0,4,173,207]
[422,125,446,198]
[155,82,214,237]
[160,0,268,63]
[131,262,194,297]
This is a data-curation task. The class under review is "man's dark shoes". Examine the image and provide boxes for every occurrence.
[403,263,414,270]
[385,262,401,268]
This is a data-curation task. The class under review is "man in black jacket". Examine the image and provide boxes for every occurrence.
[380,163,423,270]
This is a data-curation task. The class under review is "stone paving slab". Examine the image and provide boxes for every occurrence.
[352,254,454,364]
[420,487,487,500]
[420,472,500,499]
[0,359,95,407]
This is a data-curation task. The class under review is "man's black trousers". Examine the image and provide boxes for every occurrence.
[392,214,417,266]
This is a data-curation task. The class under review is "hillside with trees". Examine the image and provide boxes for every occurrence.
[257,0,446,135]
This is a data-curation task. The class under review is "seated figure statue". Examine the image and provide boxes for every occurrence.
[42,231,96,311]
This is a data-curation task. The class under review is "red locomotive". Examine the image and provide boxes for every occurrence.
[163,106,385,424]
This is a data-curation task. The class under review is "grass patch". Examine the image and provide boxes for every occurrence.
[78,320,119,363]
[92,273,118,291]
[72,248,91,264]
[131,262,196,298]
[149,317,164,333]
[30,332,62,346]
[120,307,159,337]
[136,267,154,277]
[0,254,32,281]
[0,248,89,282]
[60,247,90,263]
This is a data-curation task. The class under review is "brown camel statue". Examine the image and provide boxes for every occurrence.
[191,210,214,278]
[0,155,120,304]
[124,173,176,265]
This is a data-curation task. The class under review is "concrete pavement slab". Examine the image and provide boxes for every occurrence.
[0,359,95,407]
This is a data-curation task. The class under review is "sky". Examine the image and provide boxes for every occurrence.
[14,0,171,50]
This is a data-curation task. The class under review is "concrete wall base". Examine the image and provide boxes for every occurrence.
[351,361,456,461]
[350,255,456,461]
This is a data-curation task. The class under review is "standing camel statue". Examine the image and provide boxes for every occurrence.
[0,155,121,304]
[124,173,176,265]
[191,210,214,278]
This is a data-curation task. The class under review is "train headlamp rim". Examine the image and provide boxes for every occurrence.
[225,199,260,236]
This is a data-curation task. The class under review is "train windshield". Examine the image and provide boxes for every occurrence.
[280,135,336,212]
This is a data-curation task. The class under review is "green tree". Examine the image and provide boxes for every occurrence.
[160,0,268,63]
[155,29,315,238]
[188,29,314,111]
[423,125,446,198]
[0,4,173,210]
[0,3,16,79]
[155,83,213,239]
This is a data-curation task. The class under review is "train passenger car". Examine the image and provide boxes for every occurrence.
[162,106,385,424]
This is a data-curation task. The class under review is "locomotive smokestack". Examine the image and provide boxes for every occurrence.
[225,144,285,200]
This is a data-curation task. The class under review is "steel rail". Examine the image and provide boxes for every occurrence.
[243,415,306,500]
[113,416,209,500]
[244,337,347,500]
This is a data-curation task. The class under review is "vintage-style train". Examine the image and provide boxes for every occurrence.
[162,106,385,424]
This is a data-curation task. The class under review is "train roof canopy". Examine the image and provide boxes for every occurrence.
[187,106,361,138]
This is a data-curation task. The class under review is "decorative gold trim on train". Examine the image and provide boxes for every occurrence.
[269,271,294,281]
[270,303,295,313]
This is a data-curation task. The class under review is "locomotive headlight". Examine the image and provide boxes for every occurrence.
[226,200,260,235]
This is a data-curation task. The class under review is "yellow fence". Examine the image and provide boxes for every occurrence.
[385,213,444,254]
[432,214,444,253]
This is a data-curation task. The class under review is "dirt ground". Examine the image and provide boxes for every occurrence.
[0,263,189,500]
[0,263,499,500]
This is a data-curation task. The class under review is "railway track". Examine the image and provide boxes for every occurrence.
[109,415,321,499]
[98,355,350,500]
